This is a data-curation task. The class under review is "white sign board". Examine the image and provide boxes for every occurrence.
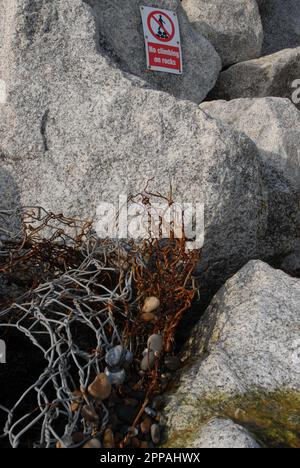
[140,6,183,75]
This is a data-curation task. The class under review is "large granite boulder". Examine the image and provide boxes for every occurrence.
[165,261,300,448]
[210,47,300,110]
[200,97,300,258]
[85,0,221,102]
[181,0,263,66]
[258,0,300,55]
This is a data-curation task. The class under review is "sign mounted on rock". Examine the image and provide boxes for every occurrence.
[140,6,183,75]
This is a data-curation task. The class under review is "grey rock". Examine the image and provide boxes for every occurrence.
[147,334,163,354]
[182,0,263,66]
[150,424,161,445]
[258,0,300,55]
[141,350,156,371]
[85,0,221,102]
[200,97,300,189]
[0,0,295,294]
[186,260,300,392]
[105,345,124,368]
[191,418,260,448]
[210,47,300,110]
[104,367,126,386]
[164,261,300,446]
[200,97,300,258]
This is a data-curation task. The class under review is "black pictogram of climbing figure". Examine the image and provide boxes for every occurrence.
[156,14,169,39]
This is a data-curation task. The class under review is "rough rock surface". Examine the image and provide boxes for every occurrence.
[200,97,300,258]
[165,261,300,446]
[0,0,275,295]
[191,418,260,448]
[210,47,300,110]
[258,0,300,55]
[200,97,300,189]
[85,0,221,102]
[181,0,263,66]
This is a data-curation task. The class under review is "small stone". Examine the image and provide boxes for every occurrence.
[144,407,157,418]
[147,334,163,354]
[105,345,124,368]
[103,428,115,448]
[142,296,160,314]
[81,405,99,423]
[140,416,152,434]
[71,401,80,412]
[88,373,111,400]
[164,355,181,371]
[105,367,126,386]
[140,351,155,371]
[141,312,156,322]
[127,426,139,437]
[152,395,164,411]
[151,424,160,445]
[124,350,134,367]
[156,413,167,426]
[82,438,102,449]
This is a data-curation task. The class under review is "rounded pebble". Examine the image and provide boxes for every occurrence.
[141,312,156,322]
[140,416,152,434]
[140,350,155,371]
[142,296,160,314]
[83,438,102,449]
[88,373,111,400]
[164,355,181,371]
[103,428,115,448]
[105,367,126,386]
[147,334,163,354]
[151,424,161,445]
[144,406,157,417]
[81,405,99,423]
[105,345,124,368]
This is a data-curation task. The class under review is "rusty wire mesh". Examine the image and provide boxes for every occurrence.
[0,195,200,448]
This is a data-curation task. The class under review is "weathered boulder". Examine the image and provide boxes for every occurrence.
[85,0,221,102]
[200,97,300,189]
[190,418,260,448]
[0,0,272,295]
[200,97,300,258]
[210,47,300,110]
[181,0,263,66]
[165,261,300,447]
[258,0,300,55]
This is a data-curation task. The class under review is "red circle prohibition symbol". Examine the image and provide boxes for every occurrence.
[147,10,175,42]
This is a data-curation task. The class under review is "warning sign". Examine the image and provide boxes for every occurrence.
[140,6,183,75]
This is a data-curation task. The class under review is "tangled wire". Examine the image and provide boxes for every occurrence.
[0,193,200,448]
